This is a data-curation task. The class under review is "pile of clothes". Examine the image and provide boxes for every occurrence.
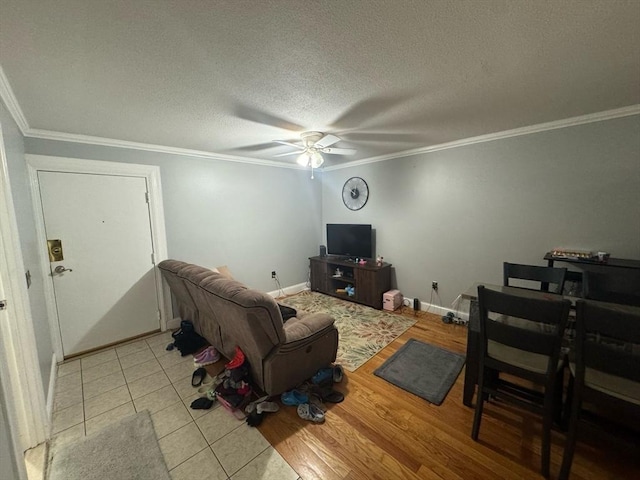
[214,346,252,413]
[179,330,285,426]
[189,345,253,416]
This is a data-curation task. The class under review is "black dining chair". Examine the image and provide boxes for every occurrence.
[503,262,568,294]
[559,300,640,479]
[582,270,640,307]
[472,285,571,478]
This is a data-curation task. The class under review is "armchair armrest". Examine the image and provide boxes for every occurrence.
[283,312,335,343]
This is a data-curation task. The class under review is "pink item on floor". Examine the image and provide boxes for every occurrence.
[193,346,220,366]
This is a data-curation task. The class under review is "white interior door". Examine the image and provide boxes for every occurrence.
[38,171,159,357]
[0,240,25,480]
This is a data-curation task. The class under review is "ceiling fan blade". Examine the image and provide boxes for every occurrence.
[330,93,413,129]
[340,132,428,144]
[273,151,304,157]
[232,103,304,131]
[320,147,357,155]
[231,142,279,152]
[273,140,304,149]
[315,134,341,148]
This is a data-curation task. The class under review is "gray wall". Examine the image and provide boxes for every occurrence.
[24,139,323,291]
[1,100,53,395]
[18,114,640,329]
[322,115,640,311]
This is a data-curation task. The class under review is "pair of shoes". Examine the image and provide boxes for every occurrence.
[194,346,220,367]
[281,390,309,406]
[190,397,214,410]
[245,395,269,414]
[191,367,207,387]
[297,382,342,404]
[257,401,279,414]
[244,397,280,427]
[297,403,325,423]
[246,402,280,427]
[333,365,344,383]
[317,385,344,403]
[311,364,344,386]
[197,382,218,400]
[198,387,216,401]
[311,367,333,386]
[197,372,224,399]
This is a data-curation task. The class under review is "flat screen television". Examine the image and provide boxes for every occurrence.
[326,224,372,259]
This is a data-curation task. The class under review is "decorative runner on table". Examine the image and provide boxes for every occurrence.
[281,291,417,371]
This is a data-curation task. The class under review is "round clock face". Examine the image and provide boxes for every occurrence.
[342,177,369,211]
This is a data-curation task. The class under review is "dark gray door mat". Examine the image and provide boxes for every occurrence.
[374,338,465,405]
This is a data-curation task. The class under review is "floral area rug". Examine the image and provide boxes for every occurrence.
[280,291,417,372]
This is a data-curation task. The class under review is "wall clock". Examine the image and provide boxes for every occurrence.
[342,177,369,211]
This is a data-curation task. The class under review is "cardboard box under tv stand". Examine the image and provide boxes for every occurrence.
[309,256,392,310]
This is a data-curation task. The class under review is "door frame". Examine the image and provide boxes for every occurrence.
[0,125,45,477]
[26,154,170,361]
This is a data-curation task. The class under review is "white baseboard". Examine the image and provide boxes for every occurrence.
[265,287,470,323]
[45,354,57,436]
[166,316,181,330]
[402,297,470,323]
[267,282,308,298]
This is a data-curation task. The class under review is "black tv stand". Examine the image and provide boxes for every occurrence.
[309,256,391,310]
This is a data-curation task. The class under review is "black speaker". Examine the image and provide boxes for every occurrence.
[319,245,327,257]
[413,298,420,311]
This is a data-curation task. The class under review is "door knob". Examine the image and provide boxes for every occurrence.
[54,265,73,274]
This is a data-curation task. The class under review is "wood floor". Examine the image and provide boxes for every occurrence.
[258,306,639,480]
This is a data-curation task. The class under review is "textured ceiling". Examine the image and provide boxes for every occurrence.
[1,0,639,167]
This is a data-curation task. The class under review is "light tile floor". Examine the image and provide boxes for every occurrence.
[46,331,300,480]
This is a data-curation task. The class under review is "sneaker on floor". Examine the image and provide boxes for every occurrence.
[193,346,214,361]
[194,346,220,366]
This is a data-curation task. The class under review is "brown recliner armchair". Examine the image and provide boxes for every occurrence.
[158,260,338,395]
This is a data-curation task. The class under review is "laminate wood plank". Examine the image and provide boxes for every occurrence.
[309,412,430,480]
[258,308,639,479]
[260,408,350,480]
[346,373,539,480]
[332,404,423,473]
[340,392,464,480]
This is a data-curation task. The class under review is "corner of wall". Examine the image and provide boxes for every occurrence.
[45,355,57,435]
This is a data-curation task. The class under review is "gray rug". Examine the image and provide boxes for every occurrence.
[374,338,465,405]
[48,411,170,480]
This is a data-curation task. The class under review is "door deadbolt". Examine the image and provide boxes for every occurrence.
[47,239,64,262]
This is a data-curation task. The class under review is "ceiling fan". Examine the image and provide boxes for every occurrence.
[272,131,356,176]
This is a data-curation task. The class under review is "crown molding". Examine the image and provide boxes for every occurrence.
[323,104,640,171]
[24,128,304,170]
[0,65,29,134]
[3,63,637,172]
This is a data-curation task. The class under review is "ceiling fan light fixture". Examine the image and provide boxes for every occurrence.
[296,150,324,168]
[310,150,324,168]
[296,152,310,166]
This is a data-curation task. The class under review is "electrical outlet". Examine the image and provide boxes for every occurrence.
[271,271,277,279]
[432,281,438,291]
